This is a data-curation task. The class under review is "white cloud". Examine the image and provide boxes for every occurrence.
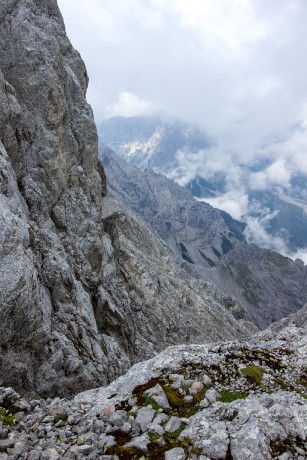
[57,0,307,262]
[58,0,307,144]
[200,190,249,221]
[105,92,153,117]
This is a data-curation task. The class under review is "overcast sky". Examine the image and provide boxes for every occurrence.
[57,0,307,261]
[58,0,306,133]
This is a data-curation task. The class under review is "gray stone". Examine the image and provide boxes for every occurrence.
[165,447,186,460]
[191,381,204,393]
[148,423,165,436]
[27,451,41,460]
[202,375,212,387]
[199,398,210,408]
[126,433,150,452]
[77,444,94,455]
[109,412,126,428]
[98,434,115,450]
[145,384,170,409]
[121,422,131,433]
[135,407,155,432]
[164,416,181,433]
[41,449,60,460]
[205,388,219,404]
[0,439,15,451]
[0,430,8,440]
[153,413,169,426]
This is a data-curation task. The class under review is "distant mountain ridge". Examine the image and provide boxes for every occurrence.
[98,115,307,256]
[98,115,211,173]
[100,145,307,329]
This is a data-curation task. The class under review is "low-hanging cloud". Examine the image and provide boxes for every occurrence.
[105,91,153,118]
[57,0,307,261]
[58,0,307,152]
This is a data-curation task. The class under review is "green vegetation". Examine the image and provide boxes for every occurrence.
[241,365,263,384]
[54,412,68,423]
[217,391,248,403]
[0,408,17,426]
[106,425,192,460]
[163,424,185,441]
[106,445,143,459]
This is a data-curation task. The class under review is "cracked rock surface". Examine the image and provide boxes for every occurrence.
[0,0,255,398]
[0,306,306,459]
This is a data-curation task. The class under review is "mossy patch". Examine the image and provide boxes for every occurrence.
[242,348,287,370]
[132,378,202,418]
[107,432,193,460]
[270,435,305,457]
[217,391,248,403]
[54,412,68,423]
[106,445,143,459]
[241,365,263,384]
[162,385,200,418]
[163,424,185,441]
[0,408,17,426]
[111,429,133,446]
[132,378,164,405]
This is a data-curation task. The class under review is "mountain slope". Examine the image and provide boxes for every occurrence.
[98,115,210,173]
[0,0,253,398]
[98,115,307,256]
[101,146,307,329]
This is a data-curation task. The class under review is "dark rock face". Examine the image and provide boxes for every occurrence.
[101,146,307,329]
[0,0,130,397]
[0,0,253,398]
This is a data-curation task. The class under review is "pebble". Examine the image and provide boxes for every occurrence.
[202,374,212,387]
[135,406,155,432]
[191,381,204,393]
[145,384,170,409]
[165,416,181,433]
[126,433,150,452]
[205,388,219,404]
[165,447,186,460]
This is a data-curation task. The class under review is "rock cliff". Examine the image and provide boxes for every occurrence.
[0,0,253,398]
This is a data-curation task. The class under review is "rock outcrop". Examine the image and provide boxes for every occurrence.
[101,146,307,329]
[0,0,254,398]
[0,305,306,459]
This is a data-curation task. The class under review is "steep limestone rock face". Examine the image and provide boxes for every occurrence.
[0,0,253,398]
[101,146,307,329]
[0,0,134,397]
